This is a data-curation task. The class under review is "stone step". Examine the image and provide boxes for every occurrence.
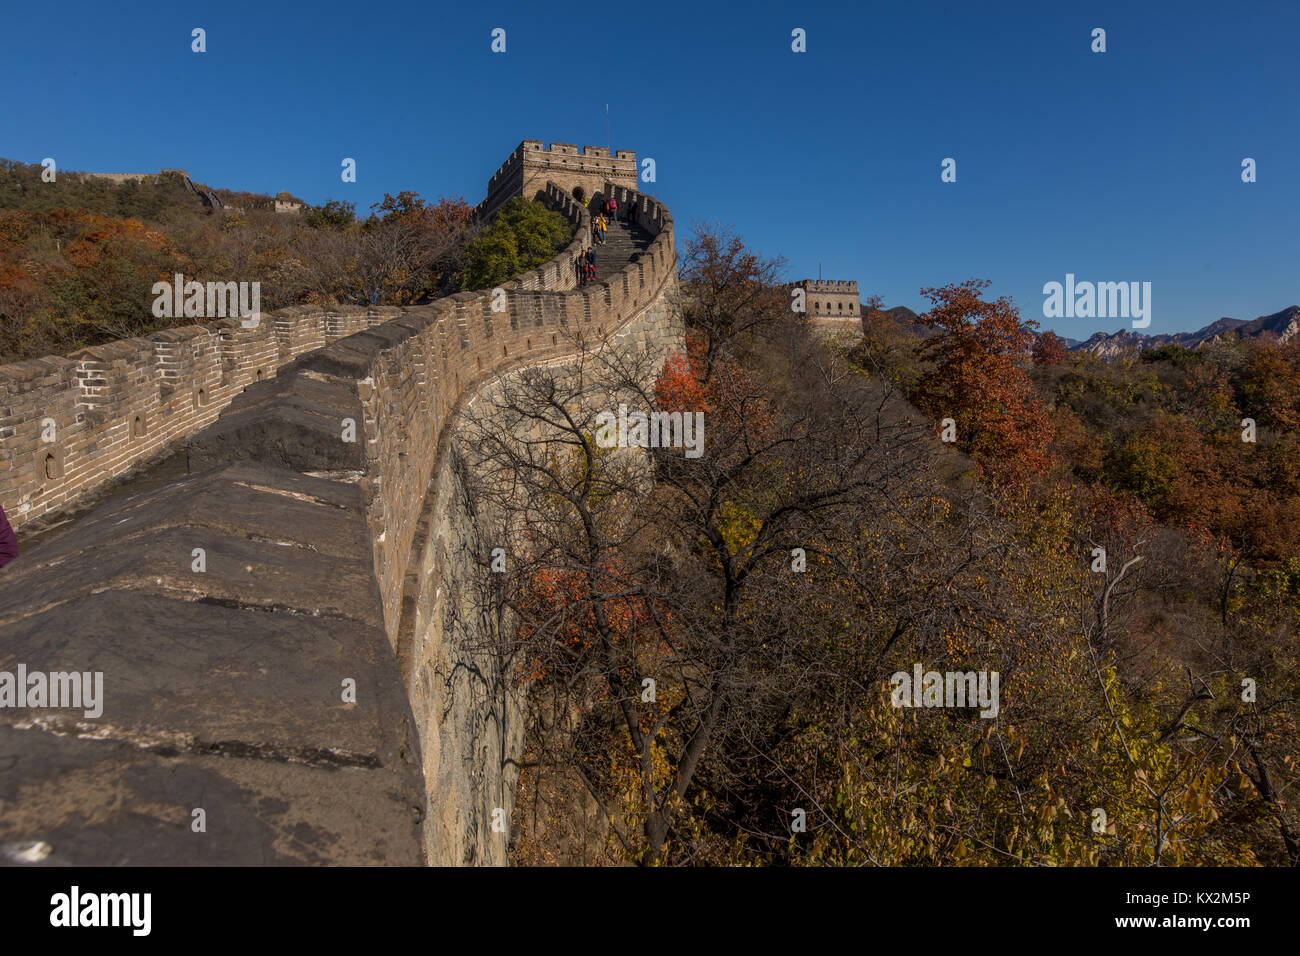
[579,218,654,283]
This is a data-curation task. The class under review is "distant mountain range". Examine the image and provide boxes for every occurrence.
[870,304,1300,359]
[1066,306,1300,358]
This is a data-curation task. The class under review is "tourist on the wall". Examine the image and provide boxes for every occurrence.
[585,247,597,280]
[0,504,18,569]
[608,195,618,224]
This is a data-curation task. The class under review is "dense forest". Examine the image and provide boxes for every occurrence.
[0,160,571,361]
[477,227,1298,866]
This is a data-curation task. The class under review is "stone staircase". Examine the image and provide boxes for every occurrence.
[588,213,653,283]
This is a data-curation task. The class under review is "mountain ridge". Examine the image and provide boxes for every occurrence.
[867,301,1300,358]
[1067,305,1299,358]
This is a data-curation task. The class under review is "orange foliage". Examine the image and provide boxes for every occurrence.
[913,278,1055,485]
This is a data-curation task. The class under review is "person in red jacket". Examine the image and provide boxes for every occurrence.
[0,505,17,568]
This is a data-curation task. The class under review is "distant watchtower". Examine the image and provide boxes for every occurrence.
[479,140,637,220]
[791,279,861,322]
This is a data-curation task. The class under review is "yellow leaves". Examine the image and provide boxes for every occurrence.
[716,498,761,554]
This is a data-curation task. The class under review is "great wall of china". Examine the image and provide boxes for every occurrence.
[0,143,683,865]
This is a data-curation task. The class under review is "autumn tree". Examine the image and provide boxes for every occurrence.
[464,238,975,863]
[1032,329,1068,367]
[304,199,356,231]
[675,223,788,379]
[912,278,1054,485]
[0,165,483,358]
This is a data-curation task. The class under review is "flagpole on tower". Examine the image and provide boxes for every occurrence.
[606,104,610,152]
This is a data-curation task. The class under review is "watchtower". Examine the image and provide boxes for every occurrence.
[480,140,638,219]
[791,279,861,321]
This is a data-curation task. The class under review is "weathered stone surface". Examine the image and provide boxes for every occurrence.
[0,725,422,866]
[0,588,407,756]
[0,460,423,866]
[186,378,366,473]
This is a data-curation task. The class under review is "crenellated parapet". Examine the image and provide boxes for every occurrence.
[0,309,385,531]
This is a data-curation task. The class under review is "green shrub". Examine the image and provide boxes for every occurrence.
[460,197,572,290]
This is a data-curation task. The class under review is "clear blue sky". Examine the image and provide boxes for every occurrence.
[2,0,1296,340]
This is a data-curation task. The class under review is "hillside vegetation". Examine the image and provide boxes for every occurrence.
[0,160,572,362]
[491,229,1297,866]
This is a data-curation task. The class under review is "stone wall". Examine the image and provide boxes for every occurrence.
[76,169,191,184]
[0,307,394,532]
[0,183,604,534]
[406,282,683,864]
[229,182,677,862]
[0,179,679,865]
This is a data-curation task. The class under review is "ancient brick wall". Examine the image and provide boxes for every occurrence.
[0,310,390,531]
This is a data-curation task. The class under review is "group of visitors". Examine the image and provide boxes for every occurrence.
[575,246,597,285]
[600,194,627,224]
[572,191,639,286]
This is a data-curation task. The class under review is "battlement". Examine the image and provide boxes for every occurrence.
[801,279,858,293]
